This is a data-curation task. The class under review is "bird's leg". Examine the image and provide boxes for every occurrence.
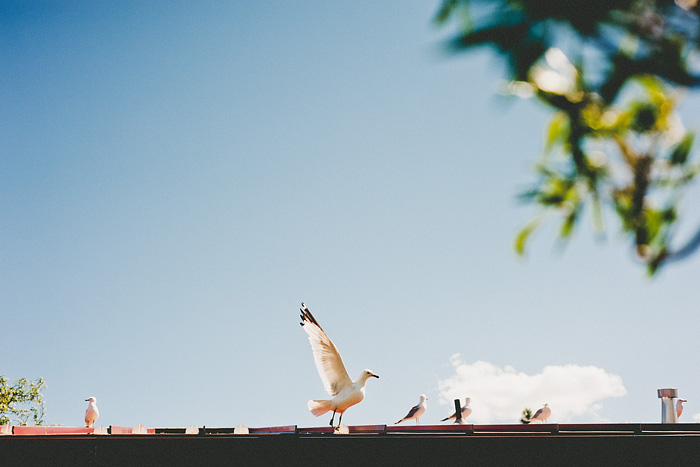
[329,409,336,427]
[337,412,344,429]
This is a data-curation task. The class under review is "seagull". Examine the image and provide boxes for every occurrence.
[677,399,687,419]
[299,302,379,429]
[527,403,551,423]
[84,397,99,428]
[441,397,472,422]
[396,394,428,425]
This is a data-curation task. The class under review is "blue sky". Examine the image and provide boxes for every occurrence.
[2,1,700,428]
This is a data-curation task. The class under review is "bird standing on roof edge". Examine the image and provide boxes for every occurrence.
[396,394,428,425]
[441,397,472,422]
[677,398,687,419]
[299,302,379,430]
[527,403,551,423]
[84,397,99,428]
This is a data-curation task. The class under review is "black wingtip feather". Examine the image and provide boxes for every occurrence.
[298,302,323,331]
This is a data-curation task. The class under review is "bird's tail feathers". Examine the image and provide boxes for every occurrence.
[308,400,332,417]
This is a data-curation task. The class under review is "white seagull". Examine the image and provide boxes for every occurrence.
[396,394,428,425]
[677,399,687,419]
[441,397,472,422]
[300,302,379,429]
[528,403,551,423]
[84,397,99,428]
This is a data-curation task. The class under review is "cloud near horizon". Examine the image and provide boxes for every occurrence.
[437,355,626,424]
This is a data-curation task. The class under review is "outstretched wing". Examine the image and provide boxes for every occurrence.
[300,302,353,396]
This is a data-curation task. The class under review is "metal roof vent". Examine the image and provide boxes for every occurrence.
[657,388,678,423]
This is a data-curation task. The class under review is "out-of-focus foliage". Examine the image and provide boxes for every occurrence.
[436,0,700,274]
[0,376,47,426]
[520,407,533,423]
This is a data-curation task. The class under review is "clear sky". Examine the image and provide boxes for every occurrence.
[2,1,700,428]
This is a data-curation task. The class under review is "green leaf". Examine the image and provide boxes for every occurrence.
[515,219,541,255]
[560,207,580,238]
[451,14,528,52]
[631,102,658,133]
[646,248,668,276]
[591,195,605,235]
[518,188,540,202]
[434,0,458,25]
[544,112,569,152]
[670,133,694,166]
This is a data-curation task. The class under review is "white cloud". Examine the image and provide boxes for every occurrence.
[437,354,626,424]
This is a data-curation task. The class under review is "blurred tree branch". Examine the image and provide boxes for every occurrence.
[436,0,700,274]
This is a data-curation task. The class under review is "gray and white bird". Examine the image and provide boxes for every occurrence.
[84,397,99,428]
[528,403,551,423]
[441,397,472,422]
[677,399,687,419]
[300,302,379,429]
[396,394,428,425]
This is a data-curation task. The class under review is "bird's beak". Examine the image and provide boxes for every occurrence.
[372,373,379,378]
[85,399,89,401]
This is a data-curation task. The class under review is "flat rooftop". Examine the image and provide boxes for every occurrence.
[3,423,700,466]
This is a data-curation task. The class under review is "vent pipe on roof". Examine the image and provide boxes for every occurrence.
[453,399,465,424]
[657,388,678,423]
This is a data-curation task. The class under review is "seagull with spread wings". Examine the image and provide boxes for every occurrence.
[299,302,379,429]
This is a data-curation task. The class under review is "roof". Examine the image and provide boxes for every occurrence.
[4,423,700,466]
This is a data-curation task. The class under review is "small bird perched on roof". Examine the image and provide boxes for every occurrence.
[677,399,687,419]
[84,397,99,428]
[527,403,551,423]
[396,394,428,425]
[300,302,379,430]
[442,397,472,422]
